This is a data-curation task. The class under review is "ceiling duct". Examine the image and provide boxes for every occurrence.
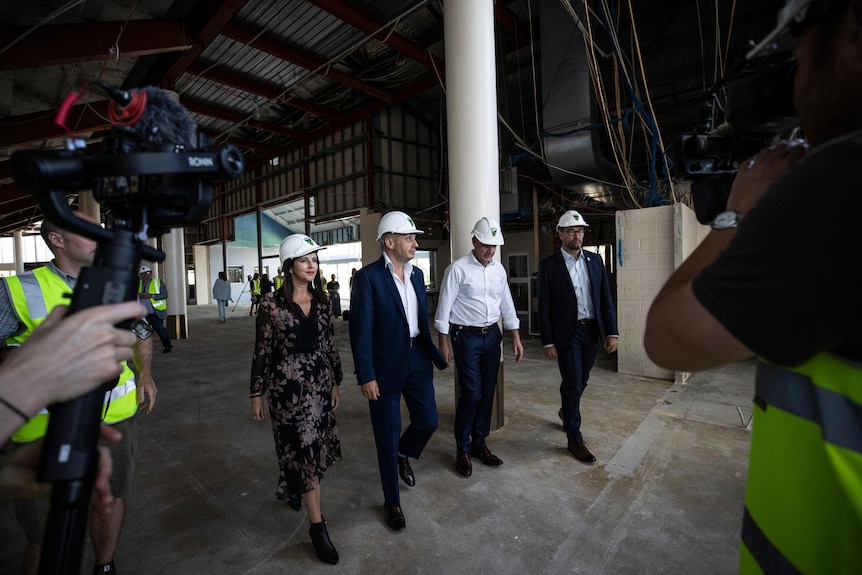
[540,0,622,205]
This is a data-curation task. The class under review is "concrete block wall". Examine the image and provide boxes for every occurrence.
[616,203,707,380]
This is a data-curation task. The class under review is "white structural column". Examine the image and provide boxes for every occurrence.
[13,230,24,274]
[443,0,506,429]
[444,0,501,257]
[164,228,188,339]
[77,191,101,222]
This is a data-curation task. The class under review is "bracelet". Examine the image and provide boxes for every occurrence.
[0,395,30,422]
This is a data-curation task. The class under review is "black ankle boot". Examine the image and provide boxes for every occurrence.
[309,519,339,564]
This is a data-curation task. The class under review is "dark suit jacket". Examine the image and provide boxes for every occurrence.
[537,249,618,348]
[349,256,446,394]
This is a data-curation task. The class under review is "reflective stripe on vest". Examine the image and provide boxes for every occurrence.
[140,278,167,311]
[6,268,138,442]
[740,356,862,574]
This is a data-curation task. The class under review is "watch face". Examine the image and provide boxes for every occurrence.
[713,211,738,228]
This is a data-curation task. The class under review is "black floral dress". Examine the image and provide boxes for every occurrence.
[250,291,343,498]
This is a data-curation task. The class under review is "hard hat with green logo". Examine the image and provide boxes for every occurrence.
[376,211,424,241]
[556,210,589,231]
[279,234,325,264]
[471,217,505,246]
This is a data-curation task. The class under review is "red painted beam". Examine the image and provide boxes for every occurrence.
[0,100,112,150]
[308,0,445,80]
[164,0,248,84]
[0,20,192,70]
[222,23,394,104]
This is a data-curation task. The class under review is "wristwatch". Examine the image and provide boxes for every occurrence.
[711,210,745,230]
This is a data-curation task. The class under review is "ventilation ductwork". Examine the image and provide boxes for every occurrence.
[540,0,621,205]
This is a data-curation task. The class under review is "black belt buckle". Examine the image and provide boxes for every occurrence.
[578,318,594,325]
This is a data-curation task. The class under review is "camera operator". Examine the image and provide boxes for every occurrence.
[0,211,157,575]
[645,0,862,572]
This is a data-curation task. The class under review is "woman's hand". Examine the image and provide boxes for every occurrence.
[331,385,340,412]
[251,396,265,420]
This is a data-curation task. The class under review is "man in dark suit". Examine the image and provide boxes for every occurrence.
[538,210,618,464]
[349,211,447,531]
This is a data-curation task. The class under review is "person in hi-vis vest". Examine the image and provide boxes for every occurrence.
[0,212,157,575]
[138,265,172,353]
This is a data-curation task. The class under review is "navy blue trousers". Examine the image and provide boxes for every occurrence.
[556,322,599,444]
[146,313,172,349]
[368,344,438,507]
[452,325,502,453]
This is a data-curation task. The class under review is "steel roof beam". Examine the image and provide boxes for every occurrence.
[307,0,446,80]
[0,20,192,70]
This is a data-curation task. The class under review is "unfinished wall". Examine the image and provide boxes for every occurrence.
[616,204,707,380]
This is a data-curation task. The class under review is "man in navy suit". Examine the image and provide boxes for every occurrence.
[538,210,618,464]
[349,211,447,531]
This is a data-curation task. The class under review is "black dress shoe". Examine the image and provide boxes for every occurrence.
[568,442,597,463]
[455,452,472,477]
[469,446,503,466]
[385,505,406,531]
[398,456,415,487]
[558,407,564,422]
[162,345,173,353]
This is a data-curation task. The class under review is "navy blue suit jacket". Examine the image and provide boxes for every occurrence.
[349,256,446,394]
[537,249,618,348]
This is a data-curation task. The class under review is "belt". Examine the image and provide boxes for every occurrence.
[452,324,496,334]
[577,318,595,325]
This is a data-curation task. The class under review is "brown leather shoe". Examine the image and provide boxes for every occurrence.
[455,452,472,477]
[398,456,415,487]
[568,442,597,463]
[385,505,406,531]
[469,446,503,466]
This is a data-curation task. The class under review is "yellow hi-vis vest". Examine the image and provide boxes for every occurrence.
[274,276,284,290]
[251,279,260,296]
[139,277,166,311]
[5,267,138,443]
[740,355,862,574]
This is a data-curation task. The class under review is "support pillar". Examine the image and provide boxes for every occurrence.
[13,230,24,274]
[444,0,505,430]
[163,228,188,339]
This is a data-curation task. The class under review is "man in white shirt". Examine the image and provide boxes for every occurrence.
[435,217,524,477]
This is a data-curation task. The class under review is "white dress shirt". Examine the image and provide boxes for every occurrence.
[562,248,595,320]
[384,252,420,338]
[434,251,520,335]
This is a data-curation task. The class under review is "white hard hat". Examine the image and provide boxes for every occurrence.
[279,234,325,263]
[556,210,589,231]
[376,211,424,241]
[747,0,817,60]
[471,217,504,246]
[139,265,152,273]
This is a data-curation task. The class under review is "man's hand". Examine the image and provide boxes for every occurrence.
[511,333,524,362]
[438,335,451,365]
[604,336,619,353]
[728,140,807,215]
[5,302,146,408]
[543,346,557,360]
[360,380,380,401]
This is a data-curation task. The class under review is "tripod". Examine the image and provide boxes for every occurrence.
[231,279,251,313]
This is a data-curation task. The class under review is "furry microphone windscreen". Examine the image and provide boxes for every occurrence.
[137,87,199,150]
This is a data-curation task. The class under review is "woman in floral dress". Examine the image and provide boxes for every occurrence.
[250,234,342,565]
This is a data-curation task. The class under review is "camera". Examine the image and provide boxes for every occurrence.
[672,52,799,224]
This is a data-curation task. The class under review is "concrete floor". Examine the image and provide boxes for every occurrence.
[1,303,755,575]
